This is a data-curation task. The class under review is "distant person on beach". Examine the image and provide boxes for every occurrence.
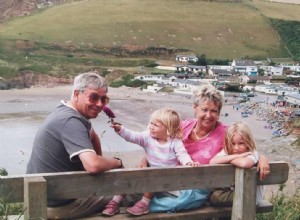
[209,121,265,206]
[138,84,270,213]
[102,108,200,216]
[26,72,123,219]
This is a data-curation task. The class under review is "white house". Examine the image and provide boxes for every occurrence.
[231,59,258,76]
[255,84,298,95]
[175,64,206,74]
[259,66,284,76]
[175,55,198,63]
[283,65,300,73]
[134,75,165,82]
[238,75,250,85]
[285,94,300,108]
[255,85,277,94]
[170,79,200,91]
[207,65,233,71]
[207,65,233,76]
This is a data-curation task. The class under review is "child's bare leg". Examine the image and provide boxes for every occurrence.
[140,192,153,207]
[102,194,126,216]
[127,192,152,216]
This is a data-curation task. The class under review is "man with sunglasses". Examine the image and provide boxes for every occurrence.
[26,72,123,219]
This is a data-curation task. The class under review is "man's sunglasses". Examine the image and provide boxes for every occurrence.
[81,91,109,105]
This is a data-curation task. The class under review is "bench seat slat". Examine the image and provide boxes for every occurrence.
[6,201,273,220]
[80,201,273,220]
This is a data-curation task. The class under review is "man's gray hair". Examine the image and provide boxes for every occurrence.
[71,71,108,98]
[193,84,223,112]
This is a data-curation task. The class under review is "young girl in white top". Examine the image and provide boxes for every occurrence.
[102,108,200,216]
[209,121,264,206]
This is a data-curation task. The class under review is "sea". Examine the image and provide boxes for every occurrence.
[0,94,141,175]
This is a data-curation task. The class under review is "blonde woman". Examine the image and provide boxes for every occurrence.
[102,108,200,216]
[210,121,264,206]
[181,84,269,179]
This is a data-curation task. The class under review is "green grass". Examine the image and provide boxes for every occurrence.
[0,37,157,80]
[0,0,290,59]
[270,19,300,60]
[0,168,24,218]
[257,185,300,220]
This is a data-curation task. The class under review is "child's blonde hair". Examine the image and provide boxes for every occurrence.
[224,121,256,154]
[150,108,182,139]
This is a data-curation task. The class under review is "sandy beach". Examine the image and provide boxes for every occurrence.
[0,85,299,198]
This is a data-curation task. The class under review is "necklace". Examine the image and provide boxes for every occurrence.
[193,123,216,140]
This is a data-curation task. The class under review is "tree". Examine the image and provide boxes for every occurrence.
[258,69,265,76]
[196,54,207,66]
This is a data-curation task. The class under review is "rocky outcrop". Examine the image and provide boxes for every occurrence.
[0,71,72,89]
[0,0,73,22]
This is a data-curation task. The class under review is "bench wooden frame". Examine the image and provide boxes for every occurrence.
[0,161,289,220]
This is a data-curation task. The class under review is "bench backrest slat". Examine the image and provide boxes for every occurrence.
[0,162,289,203]
[257,161,289,185]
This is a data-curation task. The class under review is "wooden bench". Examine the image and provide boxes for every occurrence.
[0,161,289,220]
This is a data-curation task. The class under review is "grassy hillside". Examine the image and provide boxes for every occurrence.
[1,0,300,86]
[0,0,291,59]
[247,0,300,59]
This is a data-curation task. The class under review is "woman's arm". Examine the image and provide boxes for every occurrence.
[257,154,270,181]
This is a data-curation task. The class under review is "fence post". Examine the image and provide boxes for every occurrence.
[232,168,257,220]
[24,176,47,220]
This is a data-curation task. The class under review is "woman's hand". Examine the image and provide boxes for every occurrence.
[257,154,270,181]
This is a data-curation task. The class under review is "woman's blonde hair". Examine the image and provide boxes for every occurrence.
[224,121,256,154]
[150,108,182,139]
[193,84,223,112]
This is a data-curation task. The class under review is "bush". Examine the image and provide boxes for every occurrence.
[0,201,24,218]
[0,168,8,176]
[0,168,24,218]
[144,62,158,68]
[257,185,300,220]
